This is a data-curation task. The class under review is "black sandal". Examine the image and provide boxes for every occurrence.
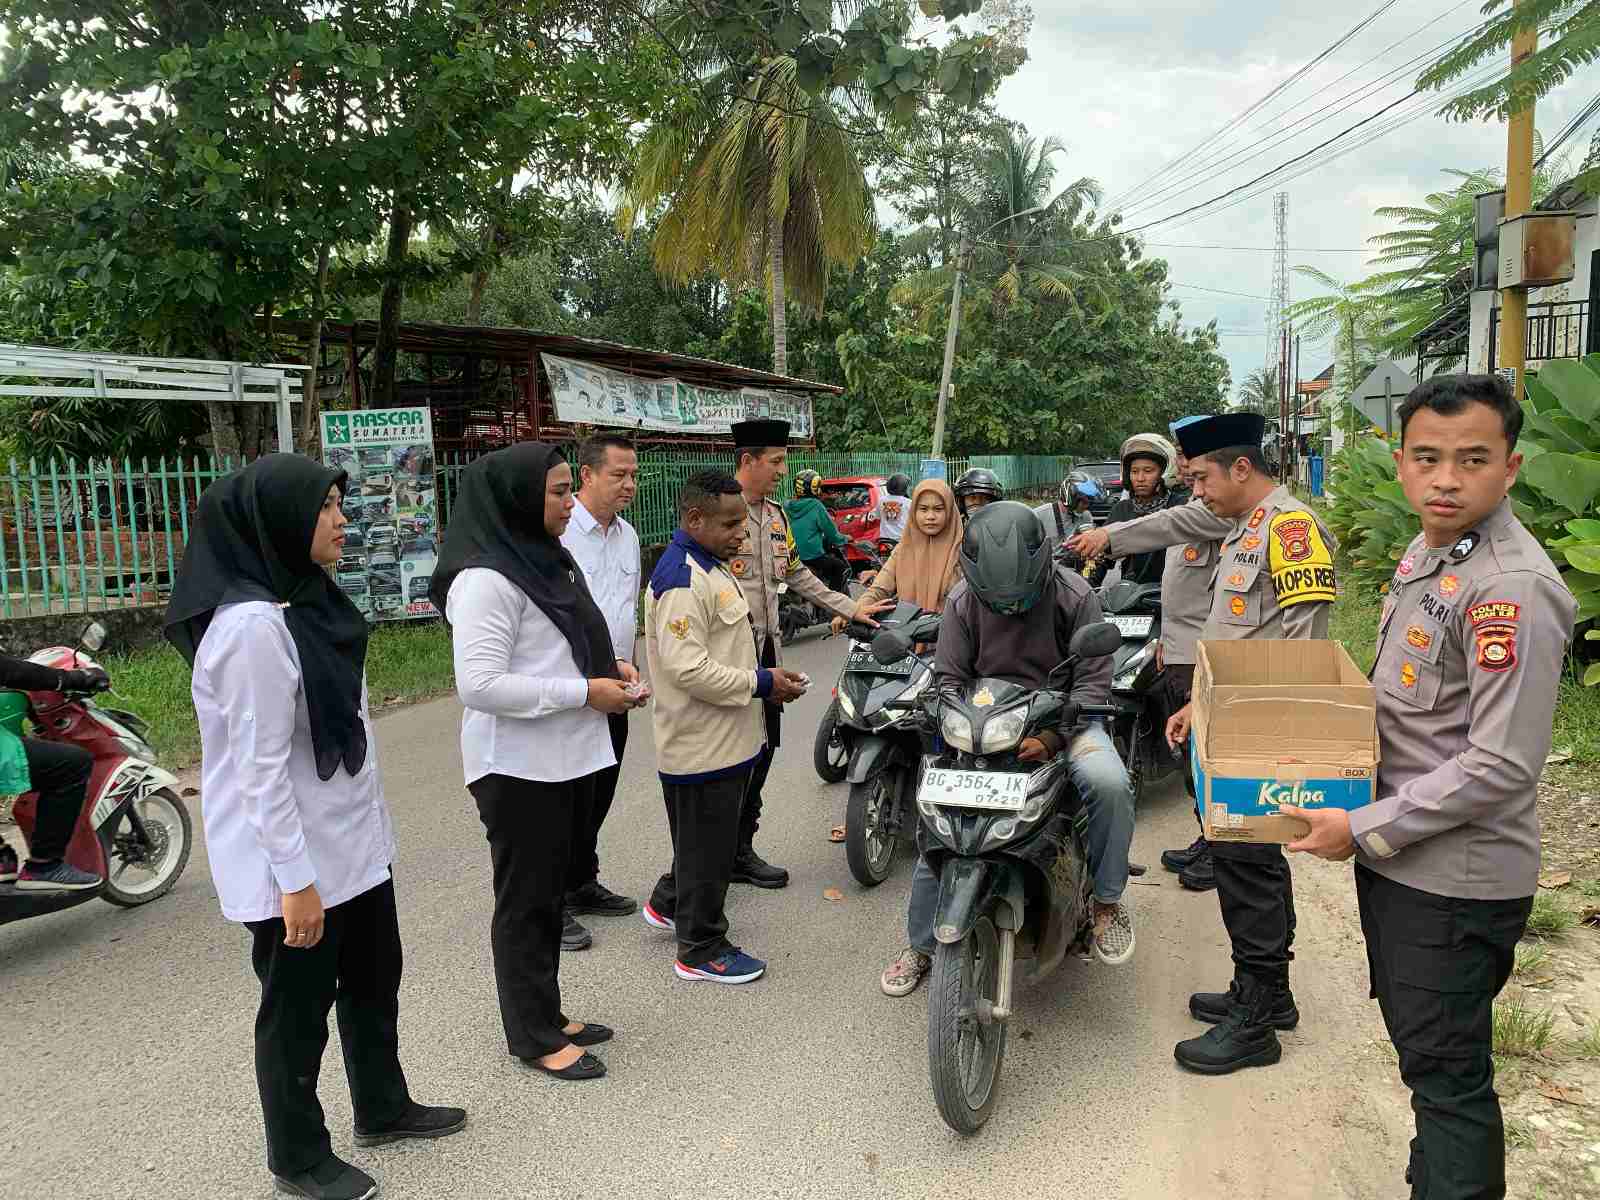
[524,1052,606,1080]
[568,1023,614,1047]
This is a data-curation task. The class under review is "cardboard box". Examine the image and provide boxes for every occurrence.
[1191,639,1378,844]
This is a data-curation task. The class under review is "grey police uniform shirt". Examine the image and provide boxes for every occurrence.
[729,493,854,667]
[1349,499,1576,900]
[1104,497,1231,665]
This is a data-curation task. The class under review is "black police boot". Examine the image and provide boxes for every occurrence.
[731,845,789,889]
[1160,834,1208,874]
[1173,975,1284,1075]
[561,909,593,952]
[1189,977,1300,1030]
[1178,847,1216,891]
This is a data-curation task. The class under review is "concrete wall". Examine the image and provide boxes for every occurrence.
[0,605,168,658]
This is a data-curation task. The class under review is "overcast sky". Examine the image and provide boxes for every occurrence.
[989,0,1595,396]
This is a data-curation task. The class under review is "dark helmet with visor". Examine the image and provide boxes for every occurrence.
[958,501,1053,616]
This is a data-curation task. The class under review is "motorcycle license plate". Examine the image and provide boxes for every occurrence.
[919,767,1028,812]
[1109,615,1153,638]
[846,645,912,676]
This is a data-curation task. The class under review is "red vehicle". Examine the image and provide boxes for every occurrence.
[1,624,192,928]
[819,475,896,574]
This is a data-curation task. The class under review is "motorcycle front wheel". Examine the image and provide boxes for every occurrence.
[99,787,193,907]
[844,765,901,886]
[927,913,1008,1134]
[813,699,849,784]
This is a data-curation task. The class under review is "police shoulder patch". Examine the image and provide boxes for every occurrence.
[1268,510,1336,608]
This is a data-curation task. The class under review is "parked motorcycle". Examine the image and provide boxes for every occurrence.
[808,541,889,785]
[779,542,882,644]
[830,601,940,886]
[1,622,192,928]
[869,617,1121,1134]
[1098,579,1183,805]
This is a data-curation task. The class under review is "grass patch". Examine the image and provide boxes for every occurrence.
[1526,892,1577,940]
[1504,1115,1536,1151]
[1568,1020,1600,1060]
[1493,995,1558,1057]
[1330,585,1382,674]
[100,620,456,771]
[1513,943,1551,979]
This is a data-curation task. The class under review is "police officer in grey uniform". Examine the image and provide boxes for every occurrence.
[1283,375,1576,1200]
[727,420,871,888]
[1080,411,1336,1074]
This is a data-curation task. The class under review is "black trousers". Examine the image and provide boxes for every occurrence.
[566,713,629,895]
[802,552,850,594]
[471,772,591,1060]
[22,738,93,863]
[649,771,750,966]
[1356,865,1531,1200]
[738,636,781,848]
[1211,841,1298,984]
[246,878,410,1177]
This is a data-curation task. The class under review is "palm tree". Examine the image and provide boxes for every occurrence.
[894,128,1103,320]
[1238,366,1278,417]
[619,55,874,375]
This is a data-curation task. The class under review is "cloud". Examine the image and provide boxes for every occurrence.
[993,0,1595,393]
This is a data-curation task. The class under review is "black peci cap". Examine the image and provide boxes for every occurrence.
[731,419,790,448]
[1174,412,1266,458]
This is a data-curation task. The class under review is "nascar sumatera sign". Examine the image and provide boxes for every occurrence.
[321,407,437,625]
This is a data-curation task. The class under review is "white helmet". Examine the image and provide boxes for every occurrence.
[1120,433,1178,491]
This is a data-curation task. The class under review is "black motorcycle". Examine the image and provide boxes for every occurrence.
[780,541,881,644]
[869,618,1122,1135]
[829,601,939,886]
[1098,579,1183,805]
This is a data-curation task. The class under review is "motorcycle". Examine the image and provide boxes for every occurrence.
[778,541,881,644]
[1098,579,1183,806]
[868,617,1122,1134]
[830,601,940,887]
[808,541,889,785]
[1,622,192,928]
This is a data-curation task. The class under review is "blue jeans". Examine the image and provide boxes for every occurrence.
[907,722,1135,954]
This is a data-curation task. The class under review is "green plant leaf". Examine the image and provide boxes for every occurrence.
[1584,661,1600,687]
[1567,519,1600,539]
[1533,358,1600,423]
[1566,545,1600,575]
[1523,452,1600,516]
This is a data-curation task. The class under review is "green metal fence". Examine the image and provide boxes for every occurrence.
[1,449,1080,617]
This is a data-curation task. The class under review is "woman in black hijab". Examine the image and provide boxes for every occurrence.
[434,442,642,1081]
[168,454,464,1200]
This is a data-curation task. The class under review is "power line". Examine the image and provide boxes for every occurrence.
[1102,0,1402,212]
[1536,88,1600,169]
[1170,281,1274,300]
[1145,242,1370,252]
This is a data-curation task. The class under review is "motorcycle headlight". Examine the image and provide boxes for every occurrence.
[1114,642,1154,691]
[940,708,973,751]
[981,760,1061,849]
[979,707,1028,753]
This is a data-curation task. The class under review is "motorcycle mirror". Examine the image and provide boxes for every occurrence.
[870,627,913,665]
[79,621,108,653]
[1071,620,1122,660]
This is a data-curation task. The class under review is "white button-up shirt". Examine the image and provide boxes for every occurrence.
[560,498,641,664]
[446,567,616,786]
[193,602,395,924]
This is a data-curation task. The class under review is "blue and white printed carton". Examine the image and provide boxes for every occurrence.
[1191,639,1379,845]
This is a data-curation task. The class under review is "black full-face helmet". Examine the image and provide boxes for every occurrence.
[958,501,1053,616]
[886,473,912,497]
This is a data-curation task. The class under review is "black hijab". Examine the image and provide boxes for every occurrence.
[165,454,370,781]
[429,443,618,680]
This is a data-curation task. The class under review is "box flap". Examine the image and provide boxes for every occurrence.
[1196,639,1377,763]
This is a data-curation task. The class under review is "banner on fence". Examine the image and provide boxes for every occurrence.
[322,407,438,623]
[541,354,813,439]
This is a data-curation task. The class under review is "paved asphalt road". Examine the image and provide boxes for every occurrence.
[1,629,1413,1200]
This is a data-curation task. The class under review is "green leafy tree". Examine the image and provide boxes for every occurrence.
[620,51,874,375]
[1286,267,1381,405]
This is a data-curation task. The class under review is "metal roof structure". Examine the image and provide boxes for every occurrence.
[0,342,303,451]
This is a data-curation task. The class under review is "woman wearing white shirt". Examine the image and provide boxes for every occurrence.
[431,443,642,1082]
[166,454,463,1200]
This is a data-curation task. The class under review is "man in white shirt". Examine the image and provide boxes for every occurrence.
[559,435,644,950]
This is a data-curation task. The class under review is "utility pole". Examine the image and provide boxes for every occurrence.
[930,231,970,461]
[1499,0,1538,404]
[1265,192,1289,375]
[1278,325,1290,483]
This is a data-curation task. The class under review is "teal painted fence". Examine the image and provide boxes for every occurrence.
[0,449,1078,617]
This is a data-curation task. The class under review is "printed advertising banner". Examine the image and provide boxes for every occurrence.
[321,407,438,623]
[541,354,814,440]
